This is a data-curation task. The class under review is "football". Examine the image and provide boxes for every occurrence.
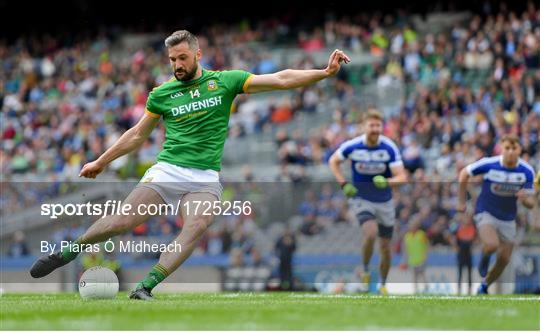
[78,266,119,300]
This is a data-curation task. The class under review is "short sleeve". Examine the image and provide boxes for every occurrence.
[387,143,403,168]
[335,140,355,160]
[145,90,161,118]
[523,168,536,193]
[466,158,490,176]
[222,70,253,95]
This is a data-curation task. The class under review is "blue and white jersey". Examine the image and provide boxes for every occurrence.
[335,134,402,202]
[466,156,535,221]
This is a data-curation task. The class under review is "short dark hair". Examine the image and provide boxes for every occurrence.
[500,134,521,146]
[164,30,199,49]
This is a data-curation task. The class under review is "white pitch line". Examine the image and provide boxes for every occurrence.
[288,293,540,301]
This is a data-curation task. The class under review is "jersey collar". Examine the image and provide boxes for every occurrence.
[360,134,381,146]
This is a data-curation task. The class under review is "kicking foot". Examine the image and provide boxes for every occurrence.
[477,283,488,295]
[30,252,69,278]
[129,286,154,301]
[379,285,389,295]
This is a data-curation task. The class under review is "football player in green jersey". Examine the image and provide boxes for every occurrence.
[30,30,350,300]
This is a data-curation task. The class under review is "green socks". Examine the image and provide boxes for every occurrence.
[139,264,170,291]
[61,238,82,262]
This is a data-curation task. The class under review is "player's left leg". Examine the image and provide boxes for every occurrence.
[485,241,514,287]
[484,217,516,289]
[130,192,217,300]
[477,214,516,294]
[374,199,395,295]
[159,192,217,272]
[360,220,378,290]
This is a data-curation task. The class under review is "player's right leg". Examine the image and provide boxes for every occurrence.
[475,215,500,294]
[476,215,500,278]
[351,198,378,290]
[30,186,164,278]
[360,220,378,288]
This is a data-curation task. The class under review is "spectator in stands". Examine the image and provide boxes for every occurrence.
[450,214,477,295]
[248,247,266,267]
[206,228,223,255]
[427,215,452,246]
[7,231,30,258]
[300,212,322,236]
[299,190,318,217]
[316,199,339,225]
[403,218,429,294]
[275,228,296,290]
[229,248,245,268]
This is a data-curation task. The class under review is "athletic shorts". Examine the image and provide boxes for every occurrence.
[137,161,223,206]
[350,197,395,238]
[474,212,516,243]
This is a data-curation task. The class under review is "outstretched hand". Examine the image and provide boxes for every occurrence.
[325,49,351,76]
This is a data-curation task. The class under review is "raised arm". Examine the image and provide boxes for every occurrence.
[79,113,160,178]
[245,49,350,94]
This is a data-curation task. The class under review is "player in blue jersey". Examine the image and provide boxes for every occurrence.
[458,135,536,295]
[329,108,408,295]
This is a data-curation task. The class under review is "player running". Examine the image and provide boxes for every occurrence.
[458,135,536,295]
[30,30,351,300]
[328,109,408,295]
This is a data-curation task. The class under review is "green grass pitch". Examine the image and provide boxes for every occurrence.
[1,292,539,330]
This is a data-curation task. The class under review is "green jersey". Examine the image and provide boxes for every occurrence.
[145,69,253,171]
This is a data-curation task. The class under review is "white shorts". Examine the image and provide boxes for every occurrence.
[474,212,516,243]
[349,198,396,227]
[137,162,223,206]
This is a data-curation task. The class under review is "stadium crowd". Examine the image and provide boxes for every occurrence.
[273,2,540,172]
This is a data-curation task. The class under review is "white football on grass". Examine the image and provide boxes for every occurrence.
[79,266,119,299]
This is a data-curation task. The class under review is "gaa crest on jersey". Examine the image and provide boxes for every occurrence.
[207,80,218,91]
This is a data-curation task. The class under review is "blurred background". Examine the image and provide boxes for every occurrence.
[1,0,539,295]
